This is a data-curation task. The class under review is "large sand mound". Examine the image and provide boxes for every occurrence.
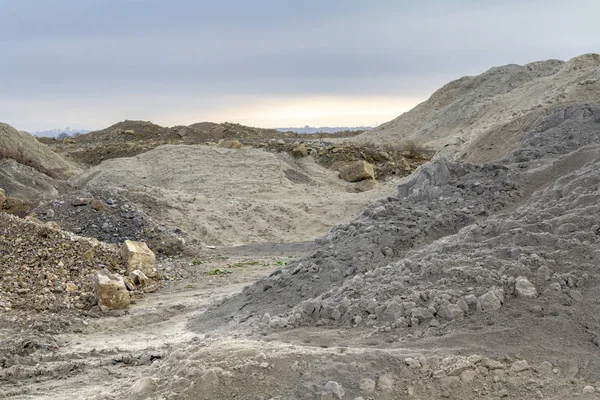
[356,53,600,162]
[0,123,80,179]
[194,103,600,380]
[71,145,401,247]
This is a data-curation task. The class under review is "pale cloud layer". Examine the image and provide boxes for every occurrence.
[1,0,598,131]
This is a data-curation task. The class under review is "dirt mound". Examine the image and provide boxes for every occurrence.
[58,120,302,167]
[0,123,80,179]
[0,213,124,313]
[192,103,600,379]
[356,53,600,162]
[70,145,410,247]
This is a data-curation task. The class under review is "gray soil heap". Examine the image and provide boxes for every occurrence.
[192,103,600,380]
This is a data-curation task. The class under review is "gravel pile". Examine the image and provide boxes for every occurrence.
[0,213,124,312]
[35,189,184,255]
[192,104,600,377]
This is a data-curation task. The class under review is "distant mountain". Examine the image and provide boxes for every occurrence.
[33,127,92,138]
[275,126,372,134]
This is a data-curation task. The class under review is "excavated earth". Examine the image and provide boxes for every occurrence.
[3,104,600,399]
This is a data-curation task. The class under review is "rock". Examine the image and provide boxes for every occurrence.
[538,361,553,374]
[515,276,537,298]
[45,208,55,218]
[120,240,156,277]
[438,304,464,321]
[339,161,375,182]
[582,386,596,394]
[510,360,529,373]
[355,179,378,193]
[44,221,61,230]
[322,381,344,399]
[129,377,157,400]
[129,270,150,287]
[72,197,93,206]
[479,290,502,311]
[482,358,505,370]
[261,313,271,324]
[65,282,78,293]
[95,272,130,310]
[216,139,242,149]
[0,188,5,207]
[377,374,394,392]
[359,378,376,393]
[83,247,96,262]
[447,359,473,376]
[92,199,108,212]
[292,144,309,158]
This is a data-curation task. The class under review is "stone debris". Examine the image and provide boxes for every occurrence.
[0,213,124,312]
[35,189,184,254]
[192,105,600,386]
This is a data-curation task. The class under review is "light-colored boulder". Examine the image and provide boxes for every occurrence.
[120,240,156,277]
[216,139,242,149]
[0,188,5,207]
[479,290,502,311]
[291,143,309,158]
[339,161,375,182]
[95,272,130,310]
[515,276,537,298]
[129,270,150,287]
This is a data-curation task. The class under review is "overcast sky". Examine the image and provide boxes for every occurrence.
[1,0,598,132]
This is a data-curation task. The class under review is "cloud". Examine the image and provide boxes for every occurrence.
[1,0,599,130]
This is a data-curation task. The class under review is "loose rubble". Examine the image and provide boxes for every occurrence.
[192,104,600,383]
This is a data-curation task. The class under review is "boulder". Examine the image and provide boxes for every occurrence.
[479,290,502,311]
[73,197,93,206]
[129,269,150,287]
[292,143,309,158]
[95,272,130,310]
[355,179,378,192]
[338,161,375,182]
[515,276,537,298]
[0,188,5,207]
[120,240,156,277]
[216,139,242,149]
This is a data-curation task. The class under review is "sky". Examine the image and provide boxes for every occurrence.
[1,0,599,132]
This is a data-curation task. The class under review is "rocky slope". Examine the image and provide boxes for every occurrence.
[356,53,600,163]
[0,123,80,179]
[192,103,600,381]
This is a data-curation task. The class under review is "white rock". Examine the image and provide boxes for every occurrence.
[515,276,537,298]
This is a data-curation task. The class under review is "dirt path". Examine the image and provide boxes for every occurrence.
[0,248,298,399]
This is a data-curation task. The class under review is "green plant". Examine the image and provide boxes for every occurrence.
[206,268,232,276]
